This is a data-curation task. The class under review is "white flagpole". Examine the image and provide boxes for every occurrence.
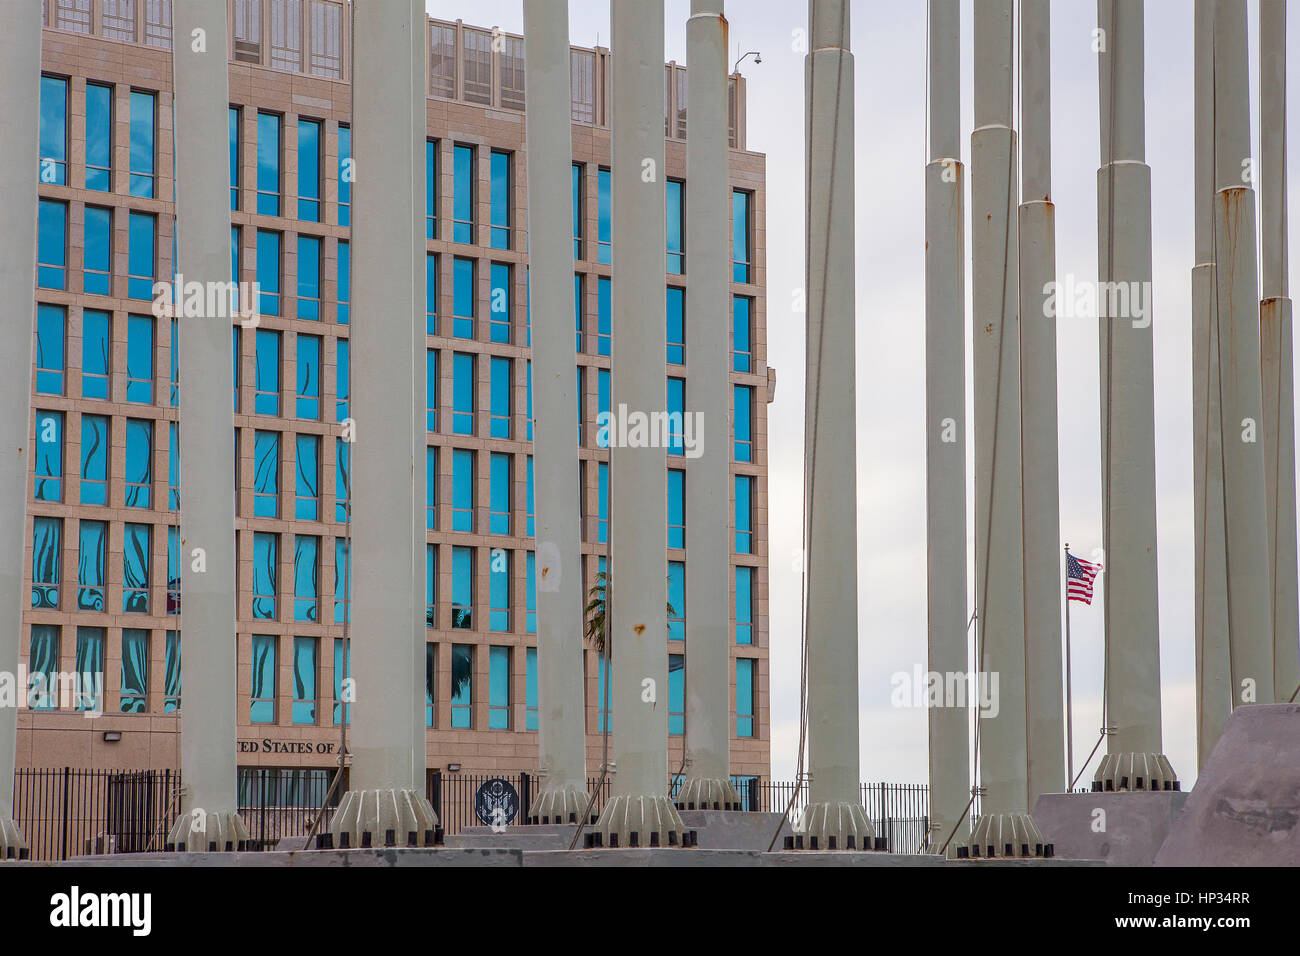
[1064,544,1075,790]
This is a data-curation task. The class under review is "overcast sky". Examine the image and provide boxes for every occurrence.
[435,1,1300,790]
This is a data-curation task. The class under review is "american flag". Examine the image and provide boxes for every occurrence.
[1066,553,1102,605]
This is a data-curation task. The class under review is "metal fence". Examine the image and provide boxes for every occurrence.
[12,768,931,859]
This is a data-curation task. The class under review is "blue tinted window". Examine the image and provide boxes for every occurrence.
[251,634,276,722]
[426,545,436,630]
[525,361,533,441]
[39,75,68,185]
[667,378,685,456]
[35,305,65,395]
[295,434,320,520]
[129,91,156,198]
[167,527,180,612]
[668,561,686,643]
[452,549,473,631]
[525,553,536,635]
[335,438,350,521]
[490,357,511,439]
[735,385,753,462]
[667,286,685,364]
[229,106,240,209]
[334,540,351,627]
[125,315,154,404]
[733,296,752,372]
[490,150,511,249]
[426,446,437,530]
[426,140,437,238]
[75,628,105,711]
[732,190,752,283]
[490,453,510,535]
[597,168,611,264]
[294,536,319,622]
[84,207,112,296]
[123,523,150,613]
[598,462,608,544]
[453,352,474,435]
[169,422,180,511]
[297,235,321,319]
[37,200,67,290]
[297,334,321,418]
[120,629,149,713]
[31,519,61,610]
[426,349,438,431]
[255,329,281,414]
[488,645,509,727]
[489,263,511,343]
[451,643,472,726]
[666,180,684,274]
[453,144,474,243]
[338,124,351,226]
[28,625,60,708]
[526,456,534,536]
[736,566,754,644]
[572,163,583,258]
[257,230,281,316]
[336,240,350,324]
[668,469,685,549]
[669,654,685,735]
[127,212,155,299]
[169,318,179,406]
[452,449,474,533]
[335,338,349,421]
[292,637,317,722]
[257,112,281,215]
[80,416,109,505]
[597,277,611,355]
[525,645,537,729]
[252,533,278,619]
[254,430,280,517]
[597,653,610,732]
[298,119,321,221]
[34,411,64,503]
[86,83,113,191]
[426,253,438,334]
[735,475,753,554]
[736,659,755,736]
[77,521,107,611]
[124,419,153,508]
[574,273,583,351]
[489,556,510,634]
[453,258,474,338]
[597,371,611,450]
[164,631,181,711]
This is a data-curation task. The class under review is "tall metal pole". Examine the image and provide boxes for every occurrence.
[1064,547,1074,790]
[523,0,591,824]
[1192,0,1231,767]
[924,0,969,854]
[1213,0,1275,707]
[1018,0,1066,805]
[166,0,249,852]
[679,0,742,814]
[965,0,1043,855]
[411,0,429,807]
[800,0,874,849]
[596,0,686,848]
[1094,0,1176,789]
[0,0,42,859]
[329,0,437,847]
[1259,0,1299,703]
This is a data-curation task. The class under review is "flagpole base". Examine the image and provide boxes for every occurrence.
[527,783,593,825]
[955,811,1052,859]
[326,788,439,849]
[165,809,249,852]
[593,794,686,848]
[675,776,743,811]
[1092,753,1179,792]
[793,801,879,851]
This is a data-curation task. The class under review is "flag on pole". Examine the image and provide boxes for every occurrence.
[1066,552,1101,605]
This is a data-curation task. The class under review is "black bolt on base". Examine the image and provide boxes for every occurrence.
[608,833,619,848]
[845,834,855,850]
[339,832,350,849]
[406,831,418,847]
[164,843,174,852]
[1136,777,1144,790]
[783,836,794,850]
[809,836,819,850]
[1105,780,1115,792]
[827,836,837,850]
[1034,843,1043,857]
[649,832,660,847]
[970,844,979,857]
[360,831,372,849]
[875,837,889,852]
[423,829,435,846]
[384,829,396,847]
[629,831,639,848]
[208,841,217,852]
[1173,781,1181,791]
[177,842,186,852]
[237,840,248,852]
[225,841,234,852]
[1020,843,1030,857]
[956,846,969,859]
[434,827,445,846]
[986,845,995,857]
[568,812,576,823]
[1120,776,1129,790]
[668,831,678,846]
[18,848,28,860]
[1044,843,1055,858]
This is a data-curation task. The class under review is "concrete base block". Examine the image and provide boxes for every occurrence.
[797,801,876,850]
[449,823,590,851]
[53,848,522,867]
[1155,703,1300,866]
[328,788,438,849]
[1033,791,1188,865]
[595,794,685,848]
[527,784,593,825]
[677,810,791,850]
[675,777,742,812]
[0,815,27,860]
[165,809,249,853]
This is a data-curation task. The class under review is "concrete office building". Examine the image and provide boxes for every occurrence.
[16,0,770,806]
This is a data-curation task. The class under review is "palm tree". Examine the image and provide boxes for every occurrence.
[584,570,677,656]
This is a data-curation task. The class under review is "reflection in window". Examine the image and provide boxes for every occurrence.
[667,287,685,364]
[257,230,281,317]
[126,315,155,403]
[253,532,278,619]
[736,659,756,737]
[426,140,438,239]
[490,151,511,250]
[29,625,59,710]
[597,276,611,355]
[667,378,685,456]
[451,644,472,728]
[32,517,61,610]
[489,262,511,343]
[336,239,350,324]
[292,636,317,723]
[451,547,473,630]
[39,75,68,185]
[86,82,113,191]
[297,236,321,320]
[490,357,511,439]
[335,438,350,521]
[525,647,538,730]
[452,449,474,533]
[123,523,150,613]
[84,206,112,295]
[452,144,474,243]
[253,430,280,517]
[733,296,753,372]
[80,415,109,506]
[736,566,754,645]
[666,180,684,274]
[251,634,276,723]
[121,629,148,713]
[735,476,754,555]
[426,643,436,727]
[75,627,105,712]
[332,638,350,725]
[129,91,156,198]
[668,561,686,643]
[36,305,66,396]
[169,423,180,511]
[337,125,351,227]
[127,212,155,299]
[82,311,110,400]
[452,353,475,435]
[257,112,281,215]
[124,419,153,508]
[77,521,108,611]
[525,552,537,634]
[668,469,685,549]
[735,385,754,462]
[488,646,509,728]
[255,328,281,414]
[37,199,67,290]
[167,526,180,615]
[597,168,611,264]
[733,190,752,283]
[489,551,510,632]
[296,333,321,418]
[34,411,64,503]
[165,631,181,712]
[298,118,321,222]
[294,536,319,623]
[295,434,319,520]
[453,257,475,338]
[334,538,350,625]
[669,654,685,735]
[335,338,349,421]
[490,454,510,535]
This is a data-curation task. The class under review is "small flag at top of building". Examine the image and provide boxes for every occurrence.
[1066,552,1102,605]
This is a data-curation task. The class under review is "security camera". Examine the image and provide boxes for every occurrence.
[754,53,762,64]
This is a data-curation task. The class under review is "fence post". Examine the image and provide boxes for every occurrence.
[519,772,531,824]
[430,770,442,825]
[60,767,70,860]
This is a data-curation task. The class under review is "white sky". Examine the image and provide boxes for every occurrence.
[434,1,1300,791]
